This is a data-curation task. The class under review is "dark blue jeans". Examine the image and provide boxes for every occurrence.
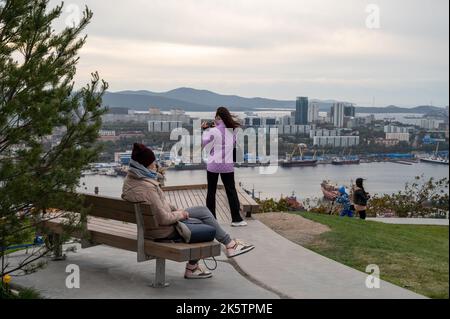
[340,209,354,218]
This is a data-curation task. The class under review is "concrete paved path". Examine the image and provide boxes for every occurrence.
[8,245,277,299]
[8,219,428,299]
[223,219,426,299]
[367,218,449,226]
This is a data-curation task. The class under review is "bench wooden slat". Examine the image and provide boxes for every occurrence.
[44,218,220,262]
[81,194,159,227]
[162,184,208,191]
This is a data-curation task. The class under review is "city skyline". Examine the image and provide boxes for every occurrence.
[50,0,449,108]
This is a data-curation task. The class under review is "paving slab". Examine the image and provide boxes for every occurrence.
[223,219,426,299]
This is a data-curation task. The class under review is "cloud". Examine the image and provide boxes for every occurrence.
[48,0,449,107]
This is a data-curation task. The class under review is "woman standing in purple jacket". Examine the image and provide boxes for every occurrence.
[202,107,247,227]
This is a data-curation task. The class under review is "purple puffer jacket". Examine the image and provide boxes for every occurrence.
[202,120,236,174]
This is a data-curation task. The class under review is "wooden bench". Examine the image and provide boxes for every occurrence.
[43,194,221,288]
[162,184,260,221]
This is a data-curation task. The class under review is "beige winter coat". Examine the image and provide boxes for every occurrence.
[121,170,184,239]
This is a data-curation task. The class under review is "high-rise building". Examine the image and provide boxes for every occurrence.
[344,104,356,117]
[295,97,309,125]
[332,102,346,128]
[308,101,320,123]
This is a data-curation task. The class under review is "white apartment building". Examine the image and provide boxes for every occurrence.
[309,129,343,138]
[99,130,116,136]
[313,136,360,147]
[385,133,410,142]
[103,111,191,124]
[332,102,346,128]
[384,125,412,133]
[308,102,320,123]
[420,119,443,130]
[276,125,315,135]
[148,121,182,132]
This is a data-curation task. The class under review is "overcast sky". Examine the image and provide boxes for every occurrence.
[50,0,449,107]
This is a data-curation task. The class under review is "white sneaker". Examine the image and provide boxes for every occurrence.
[226,239,255,258]
[231,220,248,227]
[184,263,212,279]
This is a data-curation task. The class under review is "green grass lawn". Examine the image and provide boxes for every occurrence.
[297,212,449,299]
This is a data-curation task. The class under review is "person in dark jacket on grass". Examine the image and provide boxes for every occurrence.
[353,178,371,220]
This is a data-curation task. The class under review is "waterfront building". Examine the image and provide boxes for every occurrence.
[384,125,412,134]
[331,102,346,128]
[148,121,182,132]
[375,138,401,147]
[385,133,410,142]
[344,116,357,129]
[308,101,320,123]
[344,105,356,117]
[420,119,442,130]
[309,129,343,138]
[102,109,191,124]
[98,130,120,142]
[280,115,295,125]
[118,131,145,139]
[313,136,360,147]
[276,124,315,135]
[99,130,116,136]
[295,97,309,125]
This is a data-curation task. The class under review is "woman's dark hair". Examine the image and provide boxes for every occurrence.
[356,178,366,193]
[216,106,241,129]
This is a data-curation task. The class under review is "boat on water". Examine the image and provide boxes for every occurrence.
[170,162,207,171]
[235,162,271,168]
[280,159,318,167]
[420,157,449,165]
[320,180,339,201]
[332,156,360,165]
[280,143,318,167]
[419,143,449,165]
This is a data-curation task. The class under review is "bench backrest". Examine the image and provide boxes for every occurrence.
[82,194,159,229]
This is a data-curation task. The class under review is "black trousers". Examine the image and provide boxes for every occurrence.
[359,210,367,220]
[206,171,243,223]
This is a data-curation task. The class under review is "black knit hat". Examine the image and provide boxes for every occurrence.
[131,143,156,168]
[356,178,365,187]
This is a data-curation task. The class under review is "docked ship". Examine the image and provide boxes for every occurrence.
[419,143,449,165]
[235,162,271,168]
[420,156,449,165]
[170,162,207,171]
[331,156,360,165]
[280,158,318,167]
[280,143,318,167]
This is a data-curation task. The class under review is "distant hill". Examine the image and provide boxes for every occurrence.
[102,87,446,114]
[104,87,295,111]
[356,105,444,114]
[102,91,213,111]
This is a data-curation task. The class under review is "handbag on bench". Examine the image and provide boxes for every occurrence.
[175,218,216,244]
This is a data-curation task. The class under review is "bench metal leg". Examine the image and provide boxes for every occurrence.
[151,258,169,288]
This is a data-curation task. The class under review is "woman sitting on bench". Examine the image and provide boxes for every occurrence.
[122,143,255,280]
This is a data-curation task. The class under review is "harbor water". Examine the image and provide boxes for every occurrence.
[78,162,449,201]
